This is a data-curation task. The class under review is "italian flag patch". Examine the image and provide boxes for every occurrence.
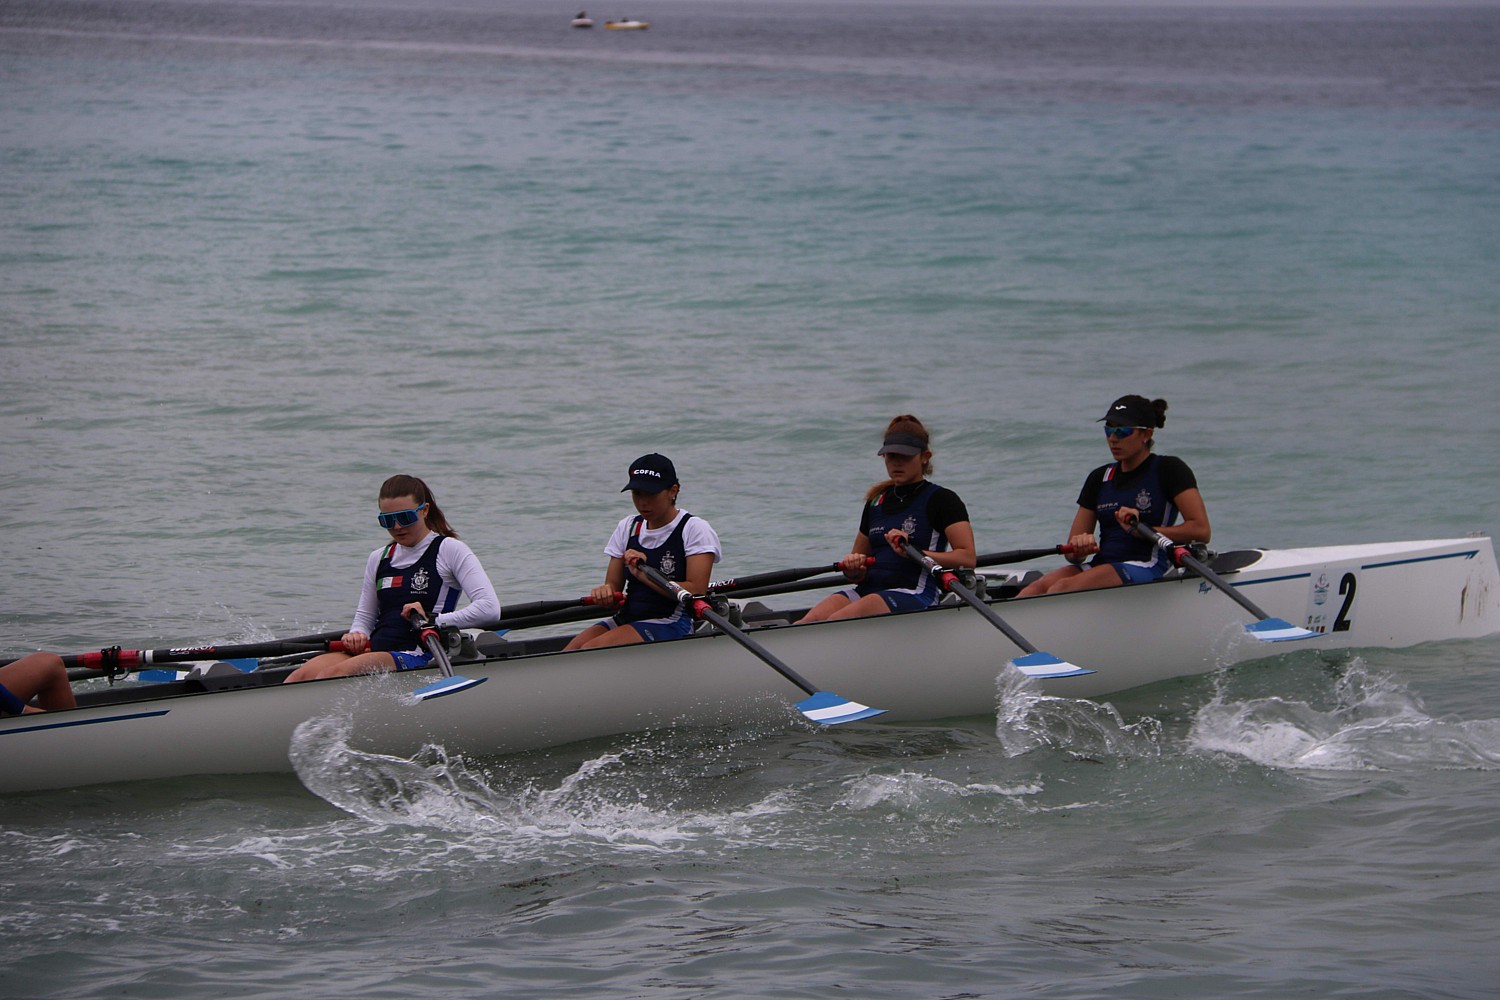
[377,575,404,590]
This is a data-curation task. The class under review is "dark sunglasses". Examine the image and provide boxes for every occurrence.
[376,503,427,530]
[1103,426,1144,440]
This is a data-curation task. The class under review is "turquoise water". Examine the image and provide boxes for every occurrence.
[3,2,1500,996]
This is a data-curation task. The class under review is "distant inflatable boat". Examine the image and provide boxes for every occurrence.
[571,14,594,28]
[605,19,649,30]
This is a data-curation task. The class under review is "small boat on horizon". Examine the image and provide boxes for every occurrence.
[605,17,649,30]
[571,10,594,28]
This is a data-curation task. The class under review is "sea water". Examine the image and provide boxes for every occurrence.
[2,1,1499,996]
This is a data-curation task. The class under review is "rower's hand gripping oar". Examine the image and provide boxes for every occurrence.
[633,562,886,725]
[1126,518,1318,642]
[409,615,487,701]
[897,540,1093,679]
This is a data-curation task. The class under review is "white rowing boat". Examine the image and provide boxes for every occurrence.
[3,536,1495,795]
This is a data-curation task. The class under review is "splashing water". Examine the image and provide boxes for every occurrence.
[1190,659,1500,771]
[992,667,1165,760]
[288,709,800,853]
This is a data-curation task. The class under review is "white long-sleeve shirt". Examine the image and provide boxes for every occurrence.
[348,531,500,635]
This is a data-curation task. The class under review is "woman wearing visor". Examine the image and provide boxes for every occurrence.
[565,453,722,651]
[1019,395,1210,596]
[285,474,500,682]
[801,415,975,623]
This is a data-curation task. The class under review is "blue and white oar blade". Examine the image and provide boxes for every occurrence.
[795,691,887,725]
[1010,651,1094,679]
[1245,618,1319,642]
[411,675,487,701]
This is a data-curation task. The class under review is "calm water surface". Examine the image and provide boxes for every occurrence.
[3,1,1499,996]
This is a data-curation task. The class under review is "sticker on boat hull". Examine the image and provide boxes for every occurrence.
[1305,565,1357,634]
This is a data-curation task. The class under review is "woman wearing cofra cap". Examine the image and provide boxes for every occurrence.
[565,453,722,651]
[801,415,976,623]
[1019,395,1210,596]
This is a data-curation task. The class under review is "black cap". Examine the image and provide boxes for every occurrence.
[621,453,678,493]
[877,432,928,457]
[1098,395,1157,428]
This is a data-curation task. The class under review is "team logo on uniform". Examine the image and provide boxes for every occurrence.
[1135,490,1153,512]
[902,516,918,536]
[410,567,431,594]
[659,552,677,577]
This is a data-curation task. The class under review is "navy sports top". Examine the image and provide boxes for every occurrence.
[857,480,968,602]
[1077,453,1197,568]
[370,536,460,651]
[616,514,695,624]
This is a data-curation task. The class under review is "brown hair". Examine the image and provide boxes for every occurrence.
[864,414,934,503]
[379,474,458,539]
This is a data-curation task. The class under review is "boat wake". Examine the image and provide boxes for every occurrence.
[1189,658,1500,771]
[991,669,1165,760]
[834,769,1043,826]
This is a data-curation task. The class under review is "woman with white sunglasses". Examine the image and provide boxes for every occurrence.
[1019,396,1210,597]
[285,474,499,682]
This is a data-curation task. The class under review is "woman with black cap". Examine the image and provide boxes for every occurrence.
[1018,395,1210,596]
[800,415,976,623]
[565,453,722,650]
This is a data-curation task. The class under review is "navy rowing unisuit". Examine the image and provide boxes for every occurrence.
[1078,452,1198,573]
[370,536,459,651]
[856,480,969,605]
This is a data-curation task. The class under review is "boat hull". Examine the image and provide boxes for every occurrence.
[3,537,1495,794]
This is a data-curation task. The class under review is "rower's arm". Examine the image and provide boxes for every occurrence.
[1153,488,1211,546]
[921,519,976,569]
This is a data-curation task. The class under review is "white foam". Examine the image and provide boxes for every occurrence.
[992,667,1165,759]
[287,709,801,860]
[1189,660,1500,771]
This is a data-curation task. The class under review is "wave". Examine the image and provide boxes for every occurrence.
[288,707,804,858]
[992,667,1166,761]
[1189,658,1500,771]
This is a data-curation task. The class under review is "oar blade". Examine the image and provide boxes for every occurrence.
[795,691,887,725]
[1009,651,1094,679]
[1244,618,1319,642]
[411,675,487,701]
